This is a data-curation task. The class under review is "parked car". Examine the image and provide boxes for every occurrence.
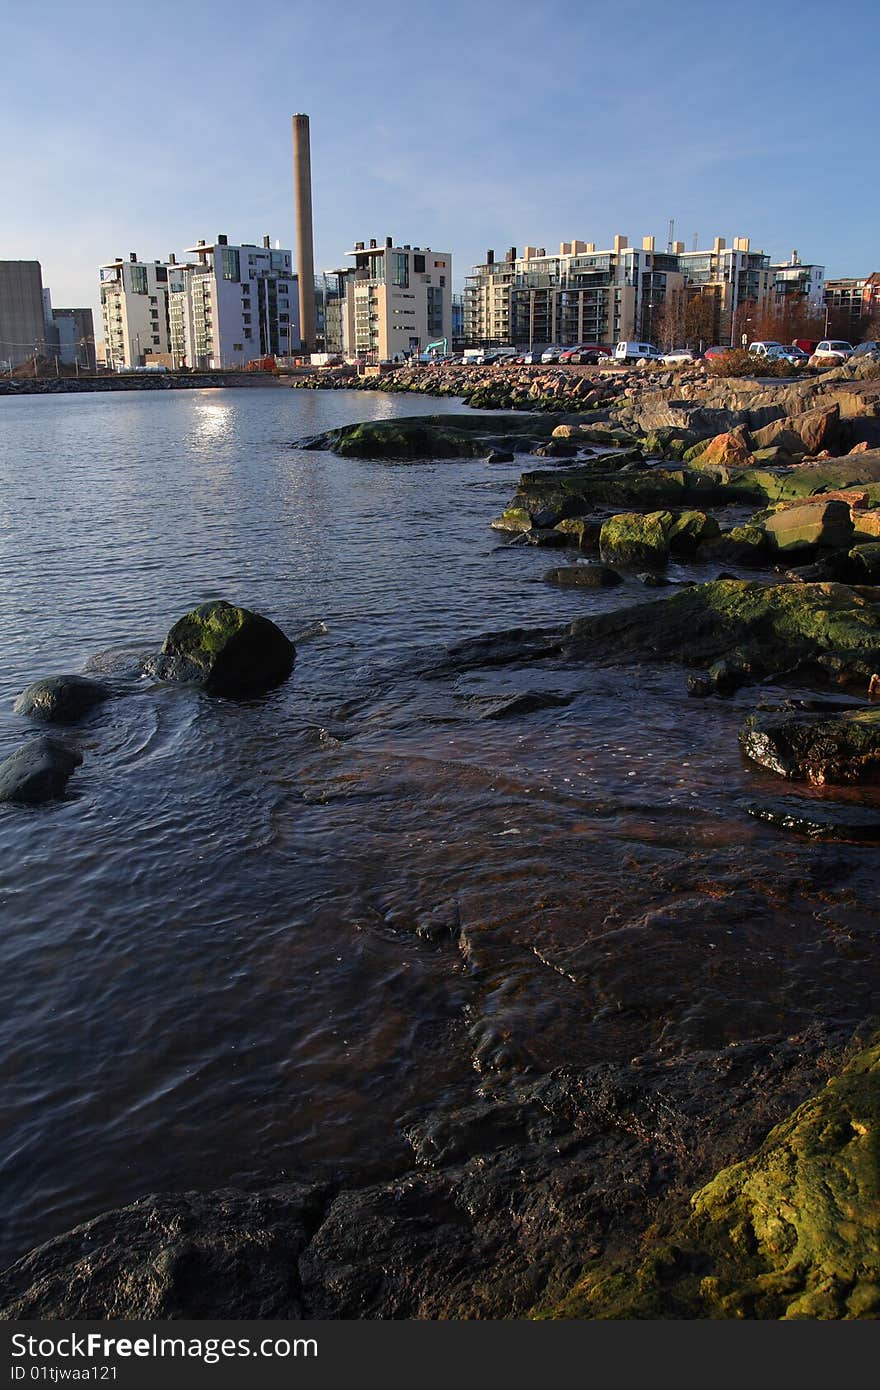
[569,345,611,364]
[662,348,699,366]
[703,345,731,360]
[614,341,663,363]
[765,345,810,366]
[853,341,880,358]
[522,350,544,364]
[541,346,563,363]
[812,340,854,363]
[793,339,819,355]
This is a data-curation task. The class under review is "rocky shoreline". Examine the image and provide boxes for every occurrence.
[2,361,880,1320]
[0,373,287,397]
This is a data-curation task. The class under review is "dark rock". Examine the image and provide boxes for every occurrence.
[467,690,573,720]
[740,706,880,783]
[0,1185,330,1320]
[0,736,82,804]
[422,626,567,677]
[543,564,624,588]
[637,572,671,587]
[687,675,715,698]
[486,448,514,464]
[526,528,570,548]
[747,800,880,842]
[13,674,111,723]
[145,601,296,696]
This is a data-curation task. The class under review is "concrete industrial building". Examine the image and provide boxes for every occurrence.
[340,238,452,361]
[464,235,777,349]
[173,235,299,369]
[0,260,47,369]
[99,254,172,369]
[43,290,96,371]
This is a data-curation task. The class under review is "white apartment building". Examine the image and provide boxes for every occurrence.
[771,251,825,312]
[341,238,452,361]
[99,254,171,368]
[175,236,299,369]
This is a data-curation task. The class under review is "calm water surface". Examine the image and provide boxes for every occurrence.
[1,386,878,1267]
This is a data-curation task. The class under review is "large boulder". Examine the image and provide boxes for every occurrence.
[684,426,753,468]
[740,706,880,784]
[14,674,111,723]
[145,601,296,696]
[599,511,671,567]
[0,736,82,804]
[759,499,854,554]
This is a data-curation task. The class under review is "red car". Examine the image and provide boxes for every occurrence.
[703,346,731,360]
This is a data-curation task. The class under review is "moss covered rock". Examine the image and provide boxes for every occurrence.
[567,578,880,687]
[146,601,296,696]
[599,511,672,567]
[544,1036,880,1319]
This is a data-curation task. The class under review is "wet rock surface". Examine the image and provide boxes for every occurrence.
[13,674,112,723]
[546,1035,880,1320]
[0,736,82,804]
[740,706,880,783]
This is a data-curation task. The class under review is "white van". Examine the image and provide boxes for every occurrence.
[614,341,663,363]
[748,341,786,358]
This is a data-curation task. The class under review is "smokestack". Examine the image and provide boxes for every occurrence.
[292,113,317,353]
[263,234,270,249]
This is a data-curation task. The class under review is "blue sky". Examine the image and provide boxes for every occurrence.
[2,0,878,332]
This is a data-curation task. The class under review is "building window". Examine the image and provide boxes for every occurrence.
[221,247,241,282]
[392,252,409,289]
[414,254,425,273]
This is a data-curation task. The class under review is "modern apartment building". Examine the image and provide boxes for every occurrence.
[771,251,825,312]
[464,235,775,349]
[99,254,171,368]
[172,236,299,368]
[824,273,880,338]
[0,260,47,368]
[340,238,452,361]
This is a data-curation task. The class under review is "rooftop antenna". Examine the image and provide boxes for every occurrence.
[692,232,699,251]
[667,218,675,254]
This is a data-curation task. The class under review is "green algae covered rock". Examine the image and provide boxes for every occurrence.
[146,601,296,696]
[599,511,672,567]
[567,578,880,687]
[543,1035,880,1319]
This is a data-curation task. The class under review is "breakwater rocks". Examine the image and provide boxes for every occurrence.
[0,373,285,397]
[290,355,880,415]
